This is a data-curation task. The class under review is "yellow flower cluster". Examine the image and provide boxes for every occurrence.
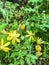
[1,28,44,55]
[1,30,20,52]
[35,37,44,57]
[2,30,20,44]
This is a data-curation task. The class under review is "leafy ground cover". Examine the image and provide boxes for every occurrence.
[0,0,49,65]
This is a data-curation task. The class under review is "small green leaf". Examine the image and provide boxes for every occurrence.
[9,63,14,65]
[0,23,7,32]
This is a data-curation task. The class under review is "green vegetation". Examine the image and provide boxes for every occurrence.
[0,0,49,65]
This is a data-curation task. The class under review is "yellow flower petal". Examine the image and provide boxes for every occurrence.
[29,36,34,41]
[35,45,42,51]
[27,31,32,35]
[29,37,32,41]
[7,36,12,40]
[37,37,44,44]
[26,35,30,37]
[12,39,15,44]
[1,38,4,45]
[8,31,13,36]
[32,37,34,41]
[13,30,16,34]
[36,51,42,56]
[20,24,25,30]
[16,34,20,37]
[4,42,10,46]
[3,47,11,52]
[27,31,35,36]
[16,38,20,43]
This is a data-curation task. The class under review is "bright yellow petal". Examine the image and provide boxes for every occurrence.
[7,36,12,40]
[13,30,16,34]
[1,38,4,45]
[7,31,12,35]
[35,45,42,51]
[29,31,32,35]
[4,42,10,47]
[20,24,25,30]
[27,31,34,36]
[16,34,20,37]
[7,32,11,35]
[7,31,13,36]
[12,39,15,44]
[27,31,32,35]
[16,38,20,43]
[3,47,11,52]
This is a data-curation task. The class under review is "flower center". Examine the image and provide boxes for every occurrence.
[12,34,16,40]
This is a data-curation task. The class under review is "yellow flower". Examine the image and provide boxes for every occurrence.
[26,31,35,41]
[36,51,42,57]
[0,39,10,52]
[35,45,41,51]
[20,24,25,30]
[7,30,20,44]
[37,37,44,44]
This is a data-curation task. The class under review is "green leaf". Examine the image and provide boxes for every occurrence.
[20,59,25,65]
[26,54,37,65]
[0,8,6,19]
[30,16,39,21]
[31,59,36,65]
[43,52,49,58]
[0,23,7,32]
[26,56,32,65]
[28,0,42,3]
[11,52,18,58]
[9,63,14,65]
[0,63,2,65]
[12,22,18,30]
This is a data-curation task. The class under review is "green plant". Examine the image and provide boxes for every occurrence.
[0,0,49,65]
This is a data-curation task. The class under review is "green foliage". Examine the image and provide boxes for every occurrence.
[0,23,7,32]
[0,0,49,65]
